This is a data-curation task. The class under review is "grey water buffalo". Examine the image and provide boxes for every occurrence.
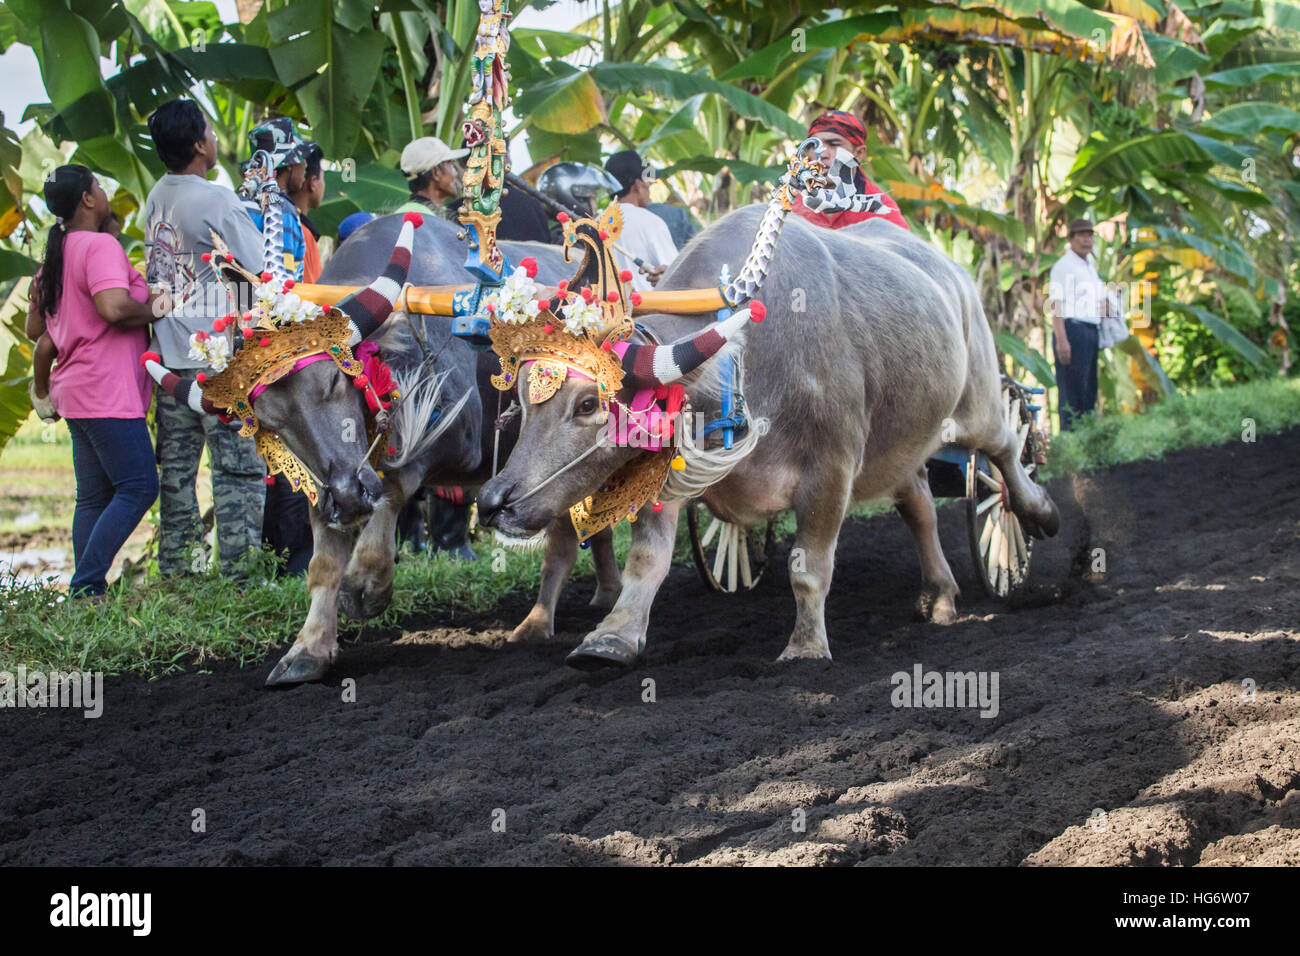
[251,213,622,685]
[476,204,1060,668]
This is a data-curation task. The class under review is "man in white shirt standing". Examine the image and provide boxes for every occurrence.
[1047,218,1115,430]
[604,150,679,292]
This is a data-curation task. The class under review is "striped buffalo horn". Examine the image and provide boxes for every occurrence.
[339,212,421,343]
[140,353,223,418]
[617,302,763,390]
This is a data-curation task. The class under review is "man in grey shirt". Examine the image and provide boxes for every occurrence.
[145,99,268,578]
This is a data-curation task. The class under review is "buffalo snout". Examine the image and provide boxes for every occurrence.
[476,478,511,528]
[321,465,384,526]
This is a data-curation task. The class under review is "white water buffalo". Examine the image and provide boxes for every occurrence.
[476,205,1060,668]
[246,214,622,685]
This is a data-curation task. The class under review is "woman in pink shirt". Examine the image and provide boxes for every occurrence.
[26,165,169,597]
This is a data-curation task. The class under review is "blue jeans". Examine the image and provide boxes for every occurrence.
[1053,319,1100,432]
[65,418,160,596]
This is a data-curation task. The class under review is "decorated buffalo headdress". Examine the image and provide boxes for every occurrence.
[140,212,426,504]
[486,201,761,542]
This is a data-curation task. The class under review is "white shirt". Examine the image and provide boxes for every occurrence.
[613,203,679,292]
[1048,249,1107,325]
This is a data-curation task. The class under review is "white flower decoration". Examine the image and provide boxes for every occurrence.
[561,296,603,336]
[187,332,231,373]
[493,265,541,324]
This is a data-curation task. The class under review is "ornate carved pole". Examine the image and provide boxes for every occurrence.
[456,0,512,284]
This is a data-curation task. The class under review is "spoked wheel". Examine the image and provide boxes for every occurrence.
[686,500,776,593]
[967,380,1041,599]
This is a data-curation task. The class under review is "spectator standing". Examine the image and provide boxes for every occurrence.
[235,118,315,574]
[289,140,325,282]
[1048,218,1115,431]
[603,150,678,290]
[241,117,307,281]
[27,166,168,597]
[144,99,268,578]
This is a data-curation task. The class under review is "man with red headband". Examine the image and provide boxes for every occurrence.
[793,110,909,231]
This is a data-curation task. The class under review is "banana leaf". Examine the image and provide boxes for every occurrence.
[1113,334,1175,397]
[1200,102,1300,139]
[1170,302,1268,367]
[1202,60,1300,91]
[994,330,1056,388]
[0,339,33,458]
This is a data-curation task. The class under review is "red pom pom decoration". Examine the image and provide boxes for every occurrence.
[264,476,276,486]
[259,272,272,283]
[598,230,609,240]
[580,287,595,302]
[140,351,160,367]
[520,256,538,278]
[485,302,496,313]
[353,374,369,389]
[242,328,254,339]
[601,341,613,351]
[749,300,766,322]
[194,330,210,342]
[619,270,633,282]
[537,298,551,312]
[387,446,396,456]
[556,212,569,223]
[211,320,225,333]
[652,501,663,513]
[282,279,295,291]
[200,252,211,263]
[543,323,554,334]
[258,337,271,347]
[196,372,207,383]
[557,279,568,291]
[605,290,619,303]
[403,211,424,227]
[630,292,643,306]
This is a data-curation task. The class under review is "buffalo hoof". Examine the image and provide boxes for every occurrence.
[1020,495,1061,540]
[265,649,331,687]
[509,611,554,644]
[566,633,640,671]
[917,589,959,625]
[776,639,832,662]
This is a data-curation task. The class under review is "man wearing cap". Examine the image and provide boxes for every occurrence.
[397,137,468,219]
[241,117,308,281]
[794,110,909,231]
[240,118,314,574]
[604,149,678,291]
[1048,218,1115,430]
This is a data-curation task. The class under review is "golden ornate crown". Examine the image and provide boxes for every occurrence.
[487,202,635,420]
[485,202,683,543]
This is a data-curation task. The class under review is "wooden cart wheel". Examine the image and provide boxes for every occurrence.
[686,500,775,593]
[967,381,1041,599]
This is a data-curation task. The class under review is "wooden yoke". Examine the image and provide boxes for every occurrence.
[293,282,727,317]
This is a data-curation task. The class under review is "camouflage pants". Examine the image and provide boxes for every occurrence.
[155,385,266,575]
